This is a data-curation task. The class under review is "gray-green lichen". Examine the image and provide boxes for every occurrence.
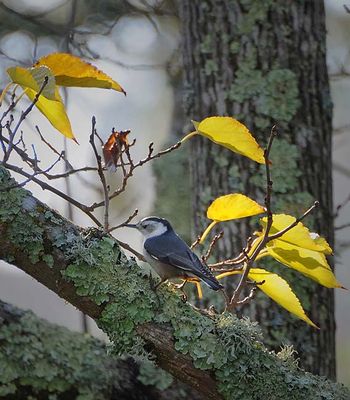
[0,305,116,399]
[137,360,173,391]
[0,168,46,265]
[237,0,275,34]
[227,60,300,123]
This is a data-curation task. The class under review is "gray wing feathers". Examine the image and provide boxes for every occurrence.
[144,232,223,290]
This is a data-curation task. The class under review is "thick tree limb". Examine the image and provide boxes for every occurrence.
[136,323,218,398]
[0,165,348,400]
[0,299,201,400]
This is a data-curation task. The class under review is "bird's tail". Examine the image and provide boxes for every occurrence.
[201,275,224,291]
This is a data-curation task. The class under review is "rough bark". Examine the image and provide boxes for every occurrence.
[0,166,348,399]
[180,0,335,378]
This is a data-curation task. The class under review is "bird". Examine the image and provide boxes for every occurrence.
[125,216,223,291]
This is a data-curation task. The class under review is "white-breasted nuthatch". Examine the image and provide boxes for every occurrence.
[125,216,223,291]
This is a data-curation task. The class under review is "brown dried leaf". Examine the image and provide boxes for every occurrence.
[103,129,130,171]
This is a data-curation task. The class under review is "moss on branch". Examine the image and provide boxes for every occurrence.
[0,166,349,399]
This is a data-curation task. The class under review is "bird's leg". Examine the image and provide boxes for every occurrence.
[174,280,188,302]
[174,280,187,290]
[153,277,167,291]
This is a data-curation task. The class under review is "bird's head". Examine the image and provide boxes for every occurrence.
[125,216,172,239]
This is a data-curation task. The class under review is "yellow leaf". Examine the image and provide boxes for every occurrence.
[266,240,343,288]
[7,66,58,101]
[25,87,75,140]
[196,116,265,164]
[200,194,265,243]
[312,234,333,255]
[215,268,317,327]
[248,268,318,328]
[208,193,265,221]
[36,53,126,94]
[261,214,332,254]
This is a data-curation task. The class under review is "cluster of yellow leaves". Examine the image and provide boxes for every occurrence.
[5,53,125,141]
[257,214,342,289]
[206,207,344,327]
[194,182,344,327]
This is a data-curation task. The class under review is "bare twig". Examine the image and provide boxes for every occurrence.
[334,192,350,218]
[190,235,201,249]
[0,87,19,124]
[116,239,146,262]
[3,162,102,227]
[87,141,182,211]
[45,167,99,180]
[1,131,98,180]
[35,125,64,158]
[209,236,256,269]
[3,77,49,163]
[108,209,139,233]
[235,286,257,306]
[268,201,319,241]
[0,155,60,192]
[228,125,277,309]
[203,231,224,262]
[335,222,350,231]
[89,117,110,232]
[0,149,65,193]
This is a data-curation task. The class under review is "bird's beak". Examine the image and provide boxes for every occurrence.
[124,223,138,229]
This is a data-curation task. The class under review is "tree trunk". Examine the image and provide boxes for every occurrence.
[180,0,335,378]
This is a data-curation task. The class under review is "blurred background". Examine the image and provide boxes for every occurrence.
[0,0,349,386]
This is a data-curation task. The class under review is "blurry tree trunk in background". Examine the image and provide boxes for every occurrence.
[180,0,335,378]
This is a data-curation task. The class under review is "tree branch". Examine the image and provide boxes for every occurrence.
[0,299,201,400]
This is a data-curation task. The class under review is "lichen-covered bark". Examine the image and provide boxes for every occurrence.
[180,0,335,378]
[0,300,199,400]
[0,166,348,399]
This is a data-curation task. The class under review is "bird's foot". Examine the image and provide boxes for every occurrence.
[180,291,187,303]
[207,305,219,315]
[174,281,187,290]
[173,280,188,302]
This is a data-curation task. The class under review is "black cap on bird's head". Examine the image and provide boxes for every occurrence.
[125,216,173,237]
